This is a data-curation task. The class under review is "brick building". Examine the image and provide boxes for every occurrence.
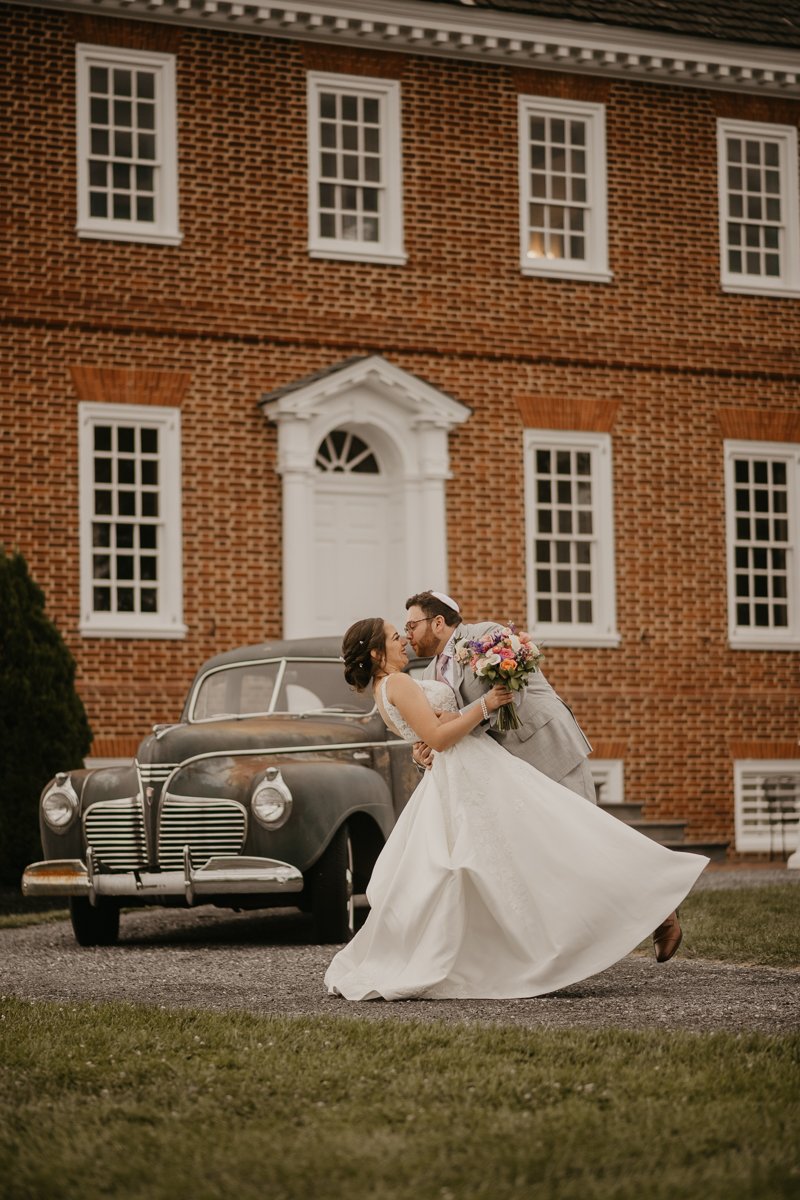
[3,0,800,859]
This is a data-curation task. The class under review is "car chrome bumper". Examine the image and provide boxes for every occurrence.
[22,853,304,905]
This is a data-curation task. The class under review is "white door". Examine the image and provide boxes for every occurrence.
[311,429,403,637]
[313,484,393,635]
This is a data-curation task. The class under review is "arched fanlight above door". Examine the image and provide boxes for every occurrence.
[315,429,380,474]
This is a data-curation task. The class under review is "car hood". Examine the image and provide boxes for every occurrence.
[135,713,385,767]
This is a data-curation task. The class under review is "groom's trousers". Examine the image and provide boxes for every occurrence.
[557,758,597,804]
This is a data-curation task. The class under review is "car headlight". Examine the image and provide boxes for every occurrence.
[251,768,292,829]
[42,774,79,832]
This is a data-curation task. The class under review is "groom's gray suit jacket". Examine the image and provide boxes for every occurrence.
[422,622,595,802]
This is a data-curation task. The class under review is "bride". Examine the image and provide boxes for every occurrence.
[325,617,707,1002]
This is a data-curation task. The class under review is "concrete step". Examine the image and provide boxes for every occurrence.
[623,820,689,845]
[662,841,730,864]
[600,802,644,821]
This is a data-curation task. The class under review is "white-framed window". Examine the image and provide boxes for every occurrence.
[524,429,620,647]
[589,759,624,805]
[517,94,611,284]
[724,438,800,650]
[78,402,186,639]
[75,44,182,247]
[716,118,800,299]
[734,760,800,853]
[306,71,405,266]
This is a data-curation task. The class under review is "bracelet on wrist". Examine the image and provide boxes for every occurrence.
[480,697,489,721]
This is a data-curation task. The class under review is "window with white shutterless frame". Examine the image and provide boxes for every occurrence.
[589,759,624,804]
[524,429,620,647]
[733,760,800,854]
[724,438,800,650]
[716,118,800,299]
[517,94,611,284]
[306,71,406,266]
[78,402,186,639]
[75,43,182,247]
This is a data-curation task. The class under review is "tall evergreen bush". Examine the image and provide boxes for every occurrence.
[0,549,92,884]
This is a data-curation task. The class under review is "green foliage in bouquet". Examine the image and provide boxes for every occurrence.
[0,548,92,884]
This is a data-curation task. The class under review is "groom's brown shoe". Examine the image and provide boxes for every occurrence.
[652,909,682,963]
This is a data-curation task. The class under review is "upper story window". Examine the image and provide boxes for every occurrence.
[517,95,611,285]
[79,402,186,639]
[717,119,800,299]
[76,44,182,248]
[724,438,800,650]
[306,72,406,267]
[524,429,619,647]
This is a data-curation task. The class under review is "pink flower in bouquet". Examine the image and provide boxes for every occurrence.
[500,648,516,660]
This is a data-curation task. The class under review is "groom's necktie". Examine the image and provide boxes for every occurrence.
[436,653,453,691]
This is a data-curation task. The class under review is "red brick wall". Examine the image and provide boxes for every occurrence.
[2,4,799,855]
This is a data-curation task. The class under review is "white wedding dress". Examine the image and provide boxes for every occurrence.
[324,679,707,1001]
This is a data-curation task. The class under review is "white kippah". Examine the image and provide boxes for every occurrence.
[430,590,460,613]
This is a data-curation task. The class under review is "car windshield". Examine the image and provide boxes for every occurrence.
[191,659,374,721]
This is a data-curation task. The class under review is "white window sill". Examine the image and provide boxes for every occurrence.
[728,636,800,651]
[520,264,614,284]
[77,225,183,248]
[80,622,188,640]
[737,835,799,852]
[532,630,622,648]
[721,282,800,300]
[308,247,408,266]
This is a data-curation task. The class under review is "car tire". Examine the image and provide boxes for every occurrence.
[310,823,355,944]
[68,897,120,947]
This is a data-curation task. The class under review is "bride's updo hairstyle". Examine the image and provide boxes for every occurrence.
[342,617,387,693]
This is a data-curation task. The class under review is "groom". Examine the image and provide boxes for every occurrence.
[405,590,685,961]
[405,590,596,803]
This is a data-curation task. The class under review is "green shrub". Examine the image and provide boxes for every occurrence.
[0,548,92,885]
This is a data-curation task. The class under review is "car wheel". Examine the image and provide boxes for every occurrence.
[68,897,120,947]
[311,823,355,944]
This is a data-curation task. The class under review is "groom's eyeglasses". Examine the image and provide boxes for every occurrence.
[404,617,433,636]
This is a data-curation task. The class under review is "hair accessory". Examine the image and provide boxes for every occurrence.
[430,590,460,613]
[480,696,489,721]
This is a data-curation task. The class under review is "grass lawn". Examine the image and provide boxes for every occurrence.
[0,910,69,931]
[1,999,798,1200]
[633,884,800,969]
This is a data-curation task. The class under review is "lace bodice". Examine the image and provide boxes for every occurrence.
[381,676,457,742]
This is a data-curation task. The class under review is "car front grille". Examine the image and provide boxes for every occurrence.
[84,798,148,870]
[158,797,247,870]
[138,762,178,787]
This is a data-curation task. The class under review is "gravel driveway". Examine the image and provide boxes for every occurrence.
[2,870,797,1035]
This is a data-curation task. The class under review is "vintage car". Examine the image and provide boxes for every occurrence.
[22,638,428,947]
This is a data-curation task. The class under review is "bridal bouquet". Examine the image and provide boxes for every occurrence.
[453,627,543,732]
